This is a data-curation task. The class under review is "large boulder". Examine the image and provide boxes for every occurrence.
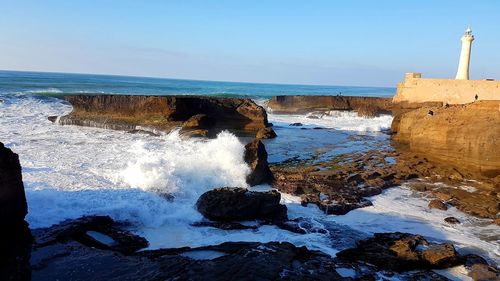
[196,187,287,222]
[244,139,273,186]
[52,95,270,137]
[336,232,461,271]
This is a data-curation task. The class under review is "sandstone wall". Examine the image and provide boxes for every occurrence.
[393,73,500,104]
[391,101,500,178]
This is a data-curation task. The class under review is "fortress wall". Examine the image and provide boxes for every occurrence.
[393,74,500,104]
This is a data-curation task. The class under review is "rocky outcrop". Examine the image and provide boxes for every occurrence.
[256,127,277,139]
[0,143,28,227]
[32,216,493,280]
[391,101,500,178]
[0,142,32,281]
[336,232,461,271]
[196,187,287,222]
[244,138,273,186]
[52,95,270,137]
[271,150,407,215]
[267,95,393,117]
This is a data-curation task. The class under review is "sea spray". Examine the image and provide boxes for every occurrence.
[267,110,393,132]
[118,130,250,197]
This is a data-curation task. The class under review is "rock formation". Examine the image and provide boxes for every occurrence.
[51,95,270,137]
[244,138,273,186]
[196,187,287,222]
[336,232,461,271]
[0,142,32,281]
[391,101,500,178]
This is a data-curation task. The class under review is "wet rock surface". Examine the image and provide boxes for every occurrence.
[272,146,500,223]
[271,150,404,215]
[336,232,462,271]
[244,138,273,186]
[196,187,287,222]
[256,127,277,139]
[30,216,496,281]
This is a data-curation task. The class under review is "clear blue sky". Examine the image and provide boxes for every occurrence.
[0,0,499,86]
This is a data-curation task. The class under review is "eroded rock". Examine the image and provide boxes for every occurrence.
[0,142,32,281]
[256,127,277,139]
[244,138,273,186]
[52,95,270,137]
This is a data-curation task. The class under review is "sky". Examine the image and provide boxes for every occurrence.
[0,1,499,87]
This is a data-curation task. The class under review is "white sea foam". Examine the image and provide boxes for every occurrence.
[331,185,500,263]
[0,95,249,228]
[267,110,393,132]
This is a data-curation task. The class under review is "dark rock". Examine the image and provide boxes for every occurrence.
[32,215,148,255]
[336,232,461,272]
[182,114,216,129]
[0,142,32,281]
[256,127,277,139]
[289,122,303,126]
[127,129,160,136]
[462,254,499,280]
[444,217,460,224]
[31,218,345,281]
[196,187,287,222]
[428,199,448,211]
[319,198,373,215]
[47,116,58,122]
[191,221,258,230]
[421,243,459,268]
[244,138,273,186]
[0,142,28,227]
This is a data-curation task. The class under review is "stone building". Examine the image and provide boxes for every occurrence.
[393,27,500,104]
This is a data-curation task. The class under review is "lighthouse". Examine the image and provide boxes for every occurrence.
[455,27,474,80]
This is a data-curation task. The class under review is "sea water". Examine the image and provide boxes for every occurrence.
[0,71,498,278]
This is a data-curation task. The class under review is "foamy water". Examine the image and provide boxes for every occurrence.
[267,110,393,132]
[0,94,498,277]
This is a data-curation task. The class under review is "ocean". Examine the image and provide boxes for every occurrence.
[0,70,498,278]
[0,70,395,98]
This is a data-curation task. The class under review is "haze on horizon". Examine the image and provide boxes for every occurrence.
[0,0,499,87]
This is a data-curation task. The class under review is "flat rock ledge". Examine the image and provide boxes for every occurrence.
[49,95,271,138]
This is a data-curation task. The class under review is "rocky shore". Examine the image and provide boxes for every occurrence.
[2,138,499,280]
[49,95,275,138]
[3,93,499,280]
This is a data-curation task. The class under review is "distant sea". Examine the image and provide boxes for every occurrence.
[0,70,395,98]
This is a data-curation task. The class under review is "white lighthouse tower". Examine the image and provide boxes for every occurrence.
[455,27,474,80]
